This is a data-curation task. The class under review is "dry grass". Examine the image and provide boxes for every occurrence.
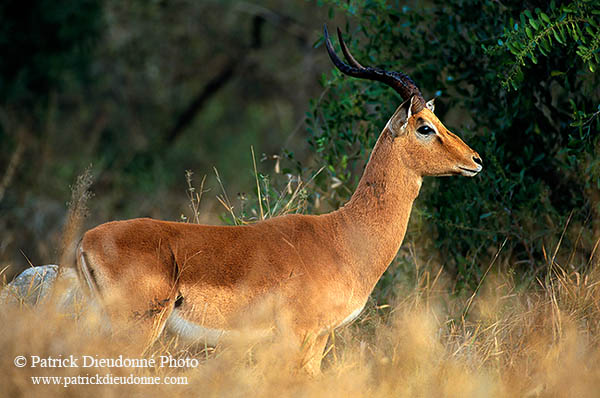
[2,239,600,397]
[2,165,599,397]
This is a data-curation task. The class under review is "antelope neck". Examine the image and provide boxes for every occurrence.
[332,128,422,286]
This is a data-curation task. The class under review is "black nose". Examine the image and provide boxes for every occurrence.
[473,156,483,166]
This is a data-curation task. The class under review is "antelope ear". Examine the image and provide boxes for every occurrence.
[388,95,416,137]
[426,98,435,112]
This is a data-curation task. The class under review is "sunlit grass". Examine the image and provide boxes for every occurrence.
[2,232,600,397]
[2,165,600,396]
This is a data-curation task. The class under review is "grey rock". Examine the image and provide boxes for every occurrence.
[1,265,83,309]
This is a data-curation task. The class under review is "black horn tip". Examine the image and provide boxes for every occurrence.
[323,24,349,73]
[335,27,345,52]
[336,26,364,69]
[323,24,335,51]
[322,22,424,104]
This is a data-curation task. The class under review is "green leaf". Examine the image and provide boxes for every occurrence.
[553,28,564,44]
[541,37,550,51]
[576,24,584,41]
[529,18,539,30]
[559,26,567,41]
[586,26,594,36]
[540,13,551,23]
[526,26,533,39]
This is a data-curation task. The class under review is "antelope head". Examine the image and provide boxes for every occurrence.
[324,26,483,178]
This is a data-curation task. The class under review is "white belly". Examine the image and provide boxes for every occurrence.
[167,304,366,344]
[318,303,366,335]
[165,309,225,345]
[338,304,365,328]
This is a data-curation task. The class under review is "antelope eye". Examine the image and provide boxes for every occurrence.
[417,125,435,135]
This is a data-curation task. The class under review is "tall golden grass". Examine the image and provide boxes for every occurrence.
[2,166,599,397]
[2,234,600,397]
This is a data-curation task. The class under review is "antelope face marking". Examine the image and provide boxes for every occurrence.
[324,26,482,180]
[389,96,483,178]
[414,108,482,177]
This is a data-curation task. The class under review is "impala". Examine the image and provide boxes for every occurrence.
[71,26,482,374]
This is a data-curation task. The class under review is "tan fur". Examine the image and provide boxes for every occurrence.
[75,96,482,374]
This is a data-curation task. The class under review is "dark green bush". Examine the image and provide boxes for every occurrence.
[0,0,103,107]
[307,0,599,289]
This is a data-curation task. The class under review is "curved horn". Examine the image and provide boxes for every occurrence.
[337,27,365,69]
[324,25,425,113]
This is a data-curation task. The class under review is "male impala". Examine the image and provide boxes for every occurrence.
[71,26,482,374]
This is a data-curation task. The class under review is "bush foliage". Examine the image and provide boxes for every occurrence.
[1,0,598,291]
[307,0,599,289]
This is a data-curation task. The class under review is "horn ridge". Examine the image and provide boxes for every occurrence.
[336,27,364,69]
[324,25,370,79]
[323,24,425,112]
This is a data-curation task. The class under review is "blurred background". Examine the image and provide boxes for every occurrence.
[0,0,334,278]
[1,0,598,292]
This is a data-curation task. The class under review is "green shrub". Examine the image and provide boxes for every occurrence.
[307,0,599,289]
